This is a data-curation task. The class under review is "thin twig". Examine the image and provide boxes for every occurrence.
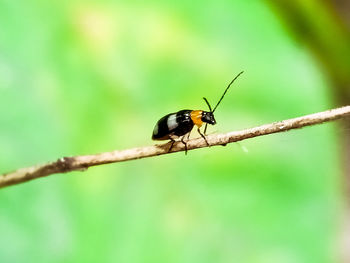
[1,106,350,189]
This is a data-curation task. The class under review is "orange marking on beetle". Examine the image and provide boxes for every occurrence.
[190,110,204,127]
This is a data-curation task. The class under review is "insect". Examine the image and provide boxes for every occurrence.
[152,71,244,154]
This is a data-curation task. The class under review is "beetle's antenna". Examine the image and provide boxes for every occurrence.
[203,97,212,112]
[212,71,244,113]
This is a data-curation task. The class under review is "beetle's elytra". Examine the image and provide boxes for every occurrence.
[152,71,244,154]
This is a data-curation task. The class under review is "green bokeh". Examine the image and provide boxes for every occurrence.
[0,1,342,262]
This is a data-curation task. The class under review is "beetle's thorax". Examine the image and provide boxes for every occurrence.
[190,110,204,127]
[190,110,216,127]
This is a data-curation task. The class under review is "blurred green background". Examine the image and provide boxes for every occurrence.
[1,0,349,262]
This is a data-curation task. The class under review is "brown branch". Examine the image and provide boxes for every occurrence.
[1,106,350,189]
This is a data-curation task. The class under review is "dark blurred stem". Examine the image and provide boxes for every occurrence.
[266,1,350,260]
[1,106,350,189]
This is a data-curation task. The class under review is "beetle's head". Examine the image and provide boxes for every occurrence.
[201,111,216,125]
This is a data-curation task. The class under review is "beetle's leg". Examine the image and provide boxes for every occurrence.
[197,127,209,146]
[187,130,191,141]
[204,123,208,135]
[181,135,188,155]
[168,138,176,153]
